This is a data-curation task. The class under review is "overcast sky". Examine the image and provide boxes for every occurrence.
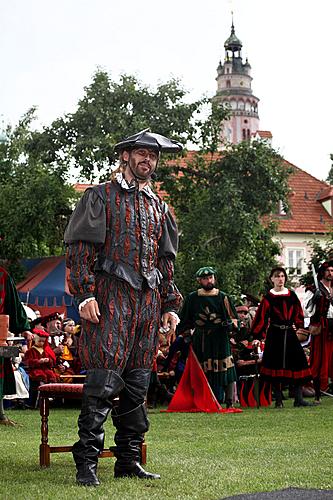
[1,0,332,181]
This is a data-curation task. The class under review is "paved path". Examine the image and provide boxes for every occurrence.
[225,488,333,499]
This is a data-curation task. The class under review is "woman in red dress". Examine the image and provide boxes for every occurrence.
[251,267,313,408]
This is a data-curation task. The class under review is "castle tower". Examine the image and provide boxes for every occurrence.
[214,21,260,144]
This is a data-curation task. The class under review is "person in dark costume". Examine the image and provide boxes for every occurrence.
[303,260,333,403]
[0,266,31,410]
[177,266,238,407]
[231,305,259,378]
[251,267,313,408]
[64,129,182,486]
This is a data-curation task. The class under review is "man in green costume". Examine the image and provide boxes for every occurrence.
[177,267,238,407]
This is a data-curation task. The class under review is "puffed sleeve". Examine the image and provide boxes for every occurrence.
[158,209,178,259]
[177,293,195,334]
[157,209,182,313]
[64,186,106,305]
[64,187,106,244]
[250,296,270,340]
[292,291,305,329]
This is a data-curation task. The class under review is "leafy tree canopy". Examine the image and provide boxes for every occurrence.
[29,70,204,182]
[0,108,76,278]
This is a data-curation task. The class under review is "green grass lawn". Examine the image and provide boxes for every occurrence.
[1,397,333,500]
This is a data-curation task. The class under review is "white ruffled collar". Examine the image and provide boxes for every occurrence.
[115,172,158,199]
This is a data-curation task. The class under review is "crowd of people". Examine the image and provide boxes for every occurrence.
[3,311,83,409]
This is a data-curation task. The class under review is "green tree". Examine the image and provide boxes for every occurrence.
[159,137,292,299]
[30,70,203,182]
[0,108,76,278]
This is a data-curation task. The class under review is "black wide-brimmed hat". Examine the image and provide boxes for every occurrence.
[114,128,183,154]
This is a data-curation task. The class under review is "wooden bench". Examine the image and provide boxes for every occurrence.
[38,383,147,467]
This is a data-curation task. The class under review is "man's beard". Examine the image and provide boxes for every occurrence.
[202,283,215,291]
[129,158,155,181]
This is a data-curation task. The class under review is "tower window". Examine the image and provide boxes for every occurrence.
[247,129,251,139]
[242,129,246,140]
[226,80,231,88]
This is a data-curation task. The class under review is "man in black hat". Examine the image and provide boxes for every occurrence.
[303,260,333,403]
[64,129,182,486]
[177,266,238,408]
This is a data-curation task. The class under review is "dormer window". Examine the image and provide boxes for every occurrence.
[277,200,287,216]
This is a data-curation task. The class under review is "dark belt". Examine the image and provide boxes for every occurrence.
[271,323,292,330]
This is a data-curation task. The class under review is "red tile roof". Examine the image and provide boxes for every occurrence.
[74,183,94,193]
[317,186,333,202]
[274,161,332,234]
[253,130,273,139]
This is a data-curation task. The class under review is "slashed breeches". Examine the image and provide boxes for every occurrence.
[73,276,161,471]
[79,275,161,372]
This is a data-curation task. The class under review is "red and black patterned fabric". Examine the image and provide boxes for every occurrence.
[78,276,161,370]
[251,289,312,384]
[238,375,272,407]
[64,177,182,370]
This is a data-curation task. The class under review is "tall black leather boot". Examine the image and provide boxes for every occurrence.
[112,369,161,480]
[313,378,321,403]
[274,383,283,408]
[73,369,125,486]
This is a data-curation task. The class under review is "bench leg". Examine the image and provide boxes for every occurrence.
[39,396,51,467]
[141,442,147,465]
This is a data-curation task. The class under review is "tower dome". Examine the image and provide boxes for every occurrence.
[224,22,242,52]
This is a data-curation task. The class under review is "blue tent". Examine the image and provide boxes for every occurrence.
[17,256,79,322]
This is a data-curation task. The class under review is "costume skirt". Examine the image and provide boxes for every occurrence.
[260,326,312,384]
